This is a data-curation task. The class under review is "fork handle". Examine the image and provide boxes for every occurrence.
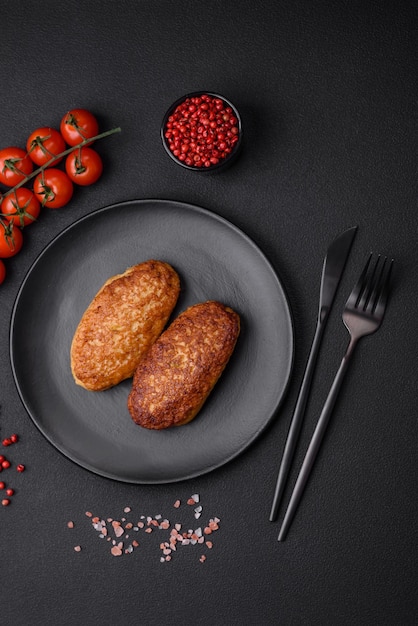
[278,337,357,541]
[269,319,326,521]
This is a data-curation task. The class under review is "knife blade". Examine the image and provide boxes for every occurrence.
[269,225,357,522]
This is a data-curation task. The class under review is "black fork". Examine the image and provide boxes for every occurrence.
[278,254,394,540]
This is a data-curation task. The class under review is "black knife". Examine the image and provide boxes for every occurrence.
[269,226,357,522]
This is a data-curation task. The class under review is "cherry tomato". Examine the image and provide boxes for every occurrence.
[1,188,41,227]
[65,147,103,186]
[60,109,99,146]
[0,147,33,187]
[0,259,6,284]
[0,221,23,258]
[33,169,73,209]
[26,127,66,166]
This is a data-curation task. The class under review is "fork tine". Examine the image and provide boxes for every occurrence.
[346,252,372,307]
[359,254,382,311]
[371,258,393,316]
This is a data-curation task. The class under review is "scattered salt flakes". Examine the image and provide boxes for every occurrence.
[67,521,74,529]
[81,495,220,562]
[111,544,123,557]
[74,545,81,552]
[112,521,124,538]
[160,557,165,562]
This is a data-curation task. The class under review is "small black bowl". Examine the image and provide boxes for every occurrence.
[161,91,243,172]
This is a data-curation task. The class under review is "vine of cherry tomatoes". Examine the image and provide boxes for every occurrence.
[0,109,120,284]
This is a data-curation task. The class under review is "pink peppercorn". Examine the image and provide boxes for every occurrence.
[163,93,241,170]
[16,464,25,473]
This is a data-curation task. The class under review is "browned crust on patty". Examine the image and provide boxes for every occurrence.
[70,260,180,391]
[127,300,240,429]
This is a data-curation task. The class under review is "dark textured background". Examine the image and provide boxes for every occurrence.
[0,1,417,624]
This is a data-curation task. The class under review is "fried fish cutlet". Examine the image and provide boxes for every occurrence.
[127,300,240,429]
[70,260,180,391]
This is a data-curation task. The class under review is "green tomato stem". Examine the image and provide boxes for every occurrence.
[1,126,121,199]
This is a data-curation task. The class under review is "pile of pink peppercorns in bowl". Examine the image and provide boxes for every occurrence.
[161,92,242,172]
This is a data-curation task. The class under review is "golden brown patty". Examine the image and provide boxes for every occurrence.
[127,300,240,429]
[70,260,180,391]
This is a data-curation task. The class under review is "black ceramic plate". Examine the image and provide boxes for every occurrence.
[10,199,294,483]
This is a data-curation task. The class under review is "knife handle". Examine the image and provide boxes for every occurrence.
[278,342,355,540]
[269,317,326,521]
